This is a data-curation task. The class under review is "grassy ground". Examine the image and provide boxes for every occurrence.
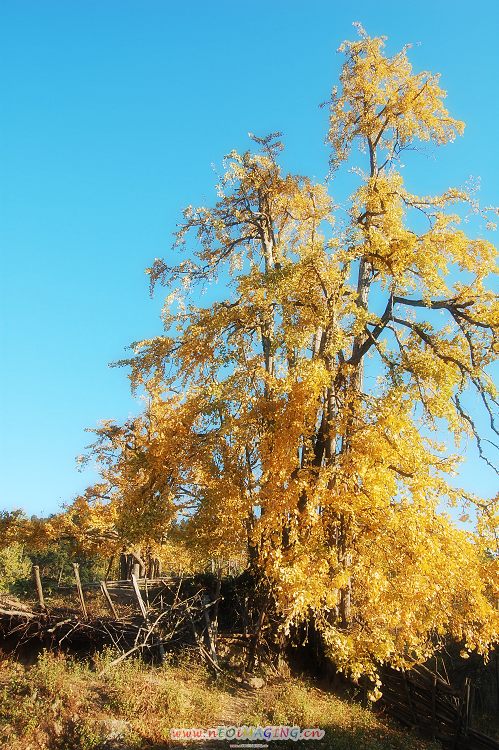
[0,649,440,750]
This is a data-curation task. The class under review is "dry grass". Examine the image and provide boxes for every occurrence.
[0,650,441,750]
[244,680,439,750]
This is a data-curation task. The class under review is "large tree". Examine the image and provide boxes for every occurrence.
[13,26,498,686]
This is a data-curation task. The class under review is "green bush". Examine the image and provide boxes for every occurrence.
[0,543,31,593]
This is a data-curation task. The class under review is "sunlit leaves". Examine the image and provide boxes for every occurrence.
[6,25,497,684]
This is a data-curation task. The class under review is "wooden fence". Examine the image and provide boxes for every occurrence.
[381,663,499,750]
[2,563,498,750]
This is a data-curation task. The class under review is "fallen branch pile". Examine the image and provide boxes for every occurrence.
[0,579,220,671]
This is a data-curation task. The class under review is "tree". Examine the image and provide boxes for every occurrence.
[12,25,498,686]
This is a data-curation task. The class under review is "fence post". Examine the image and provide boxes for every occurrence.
[131,573,148,620]
[104,555,115,581]
[431,674,437,739]
[72,563,88,619]
[212,567,222,648]
[100,580,118,619]
[463,678,471,737]
[32,565,47,612]
[202,593,218,666]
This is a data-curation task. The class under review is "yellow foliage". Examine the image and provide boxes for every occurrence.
[7,27,498,682]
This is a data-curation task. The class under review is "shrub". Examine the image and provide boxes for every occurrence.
[0,543,31,593]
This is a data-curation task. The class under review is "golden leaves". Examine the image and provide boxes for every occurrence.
[6,25,497,685]
[328,24,464,169]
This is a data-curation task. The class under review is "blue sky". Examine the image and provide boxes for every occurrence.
[1,0,498,517]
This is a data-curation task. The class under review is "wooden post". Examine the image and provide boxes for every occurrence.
[32,565,47,612]
[463,678,471,737]
[131,573,148,620]
[402,671,418,727]
[130,552,146,579]
[132,562,140,580]
[212,567,222,648]
[100,580,118,619]
[119,553,127,580]
[72,563,88,619]
[495,649,499,715]
[431,674,437,739]
[202,594,218,665]
[104,555,115,581]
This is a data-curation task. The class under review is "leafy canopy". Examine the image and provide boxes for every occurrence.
[5,25,498,684]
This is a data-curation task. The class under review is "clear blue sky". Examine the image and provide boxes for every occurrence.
[1,0,498,517]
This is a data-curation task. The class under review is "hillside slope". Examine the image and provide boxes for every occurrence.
[0,650,439,750]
